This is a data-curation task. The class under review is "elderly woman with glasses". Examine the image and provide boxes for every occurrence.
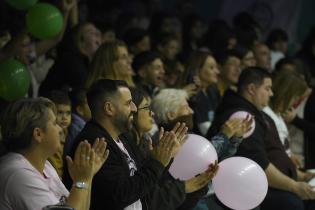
[129,88,219,210]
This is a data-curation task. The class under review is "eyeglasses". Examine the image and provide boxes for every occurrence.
[138,105,150,111]
[138,105,153,116]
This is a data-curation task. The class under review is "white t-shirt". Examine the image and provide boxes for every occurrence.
[263,106,291,156]
[114,139,142,210]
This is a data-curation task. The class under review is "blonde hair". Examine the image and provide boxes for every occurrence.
[85,40,135,88]
[270,71,308,113]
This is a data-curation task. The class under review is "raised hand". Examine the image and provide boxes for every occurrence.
[220,118,243,138]
[151,131,180,166]
[220,115,254,138]
[66,140,94,183]
[171,122,188,146]
[185,161,219,193]
[92,138,110,175]
[234,115,254,138]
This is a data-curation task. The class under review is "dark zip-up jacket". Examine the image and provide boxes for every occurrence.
[67,119,165,210]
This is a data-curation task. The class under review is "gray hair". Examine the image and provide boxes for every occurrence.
[1,97,56,152]
[151,88,188,125]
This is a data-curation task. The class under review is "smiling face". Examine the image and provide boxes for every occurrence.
[113,46,134,78]
[79,23,102,58]
[241,51,256,69]
[143,58,165,87]
[199,55,220,85]
[220,56,241,85]
[135,97,154,133]
[113,87,137,133]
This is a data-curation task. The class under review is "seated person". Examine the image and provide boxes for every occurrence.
[48,90,82,179]
[69,88,91,130]
[0,97,108,210]
[130,88,219,210]
[66,79,179,210]
[151,88,252,209]
[208,67,315,210]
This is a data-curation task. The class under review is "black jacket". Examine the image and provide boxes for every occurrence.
[207,90,297,179]
[207,89,270,170]
[67,120,166,210]
[127,132,187,210]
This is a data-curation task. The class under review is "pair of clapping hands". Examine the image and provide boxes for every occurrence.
[66,138,109,183]
[149,123,220,193]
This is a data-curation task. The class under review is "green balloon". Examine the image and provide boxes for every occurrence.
[26,3,63,39]
[0,58,31,101]
[6,0,38,10]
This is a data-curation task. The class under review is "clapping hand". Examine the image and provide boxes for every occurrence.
[220,115,254,138]
[151,128,180,166]
[92,138,110,175]
[66,140,94,183]
[185,161,219,193]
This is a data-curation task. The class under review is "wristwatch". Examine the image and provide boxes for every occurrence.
[73,181,88,189]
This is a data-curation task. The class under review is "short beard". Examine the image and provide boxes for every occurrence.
[114,113,133,134]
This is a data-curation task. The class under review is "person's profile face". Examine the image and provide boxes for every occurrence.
[114,87,137,132]
[135,97,154,133]
[146,58,165,87]
[252,78,273,110]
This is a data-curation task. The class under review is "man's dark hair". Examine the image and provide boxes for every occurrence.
[237,67,271,94]
[132,51,161,74]
[266,28,288,49]
[87,79,128,117]
[123,27,148,47]
[274,57,295,72]
[214,49,242,65]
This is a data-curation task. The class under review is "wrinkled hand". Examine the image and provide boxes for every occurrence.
[293,181,315,200]
[282,107,296,123]
[66,140,94,183]
[171,122,188,145]
[185,161,219,193]
[92,138,110,175]
[151,129,180,166]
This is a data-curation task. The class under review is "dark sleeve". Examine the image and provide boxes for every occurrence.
[148,177,186,210]
[192,93,215,124]
[92,151,165,208]
[291,116,315,136]
[235,116,270,170]
[176,186,208,210]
